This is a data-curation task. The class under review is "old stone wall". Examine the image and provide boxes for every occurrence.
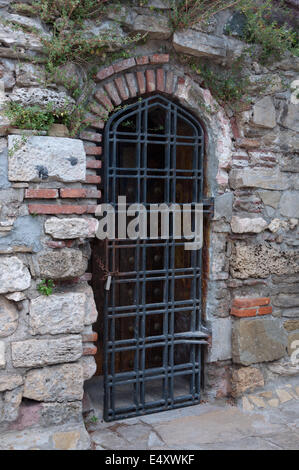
[0,0,298,449]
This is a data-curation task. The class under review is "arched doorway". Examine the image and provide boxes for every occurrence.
[92,94,210,421]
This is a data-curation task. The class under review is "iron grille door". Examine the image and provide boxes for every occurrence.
[103,95,208,421]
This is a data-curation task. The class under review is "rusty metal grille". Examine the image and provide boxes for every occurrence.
[102,95,210,421]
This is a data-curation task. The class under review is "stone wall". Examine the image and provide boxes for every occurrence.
[0,0,298,449]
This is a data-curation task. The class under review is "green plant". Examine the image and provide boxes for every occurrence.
[37,279,55,296]
[191,57,250,109]
[7,135,28,157]
[4,102,73,132]
[169,0,241,31]
[238,0,298,63]
[89,415,98,424]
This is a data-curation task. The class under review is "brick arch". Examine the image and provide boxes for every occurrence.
[82,53,234,193]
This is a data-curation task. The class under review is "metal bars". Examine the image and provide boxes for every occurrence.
[102,95,208,421]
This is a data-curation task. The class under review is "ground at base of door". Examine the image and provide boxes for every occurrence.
[84,396,299,450]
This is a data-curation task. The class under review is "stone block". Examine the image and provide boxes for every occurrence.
[230,243,299,279]
[279,103,298,132]
[44,217,98,239]
[0,373,23,392]
[229,168,289,190]
[252,97,276,129]
[287,331,299,356]
[10,87,74,110]
[41,401,82,426]
[214,193,233,222]
[8,135,86,183]
[209,317,232,362]
[231,216,267,233]
[0,296,18,337]
[2,386,23,422]
[173,30,226,58]
[23,364,84,402]
[232,317,287,365]
[257,190,281,209]
[231,367,264,397]
[0,341,5,369]
[279,191,299,218]
[11,335,82,368]
[29,293,86,335]
[38,248,88,280]
[0,256,31,294]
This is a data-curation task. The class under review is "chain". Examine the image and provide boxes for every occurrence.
[95,255,119,281]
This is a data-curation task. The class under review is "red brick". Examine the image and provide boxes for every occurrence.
[85,174,101,184]
[83,116,105,130]
[230,117,240,139]
[231,308,257,318]
[165,71,174,95]
[84,145,102,156]
[80,131,102,143]
[95,91,114,111]
[86,160,102,169]
[25,189,58,199]
[233,297,270,308]
[114,76,129,101]
[96,65,114,81]
[136,71,146,95]
[156,68,165,92]
[149,54,169,64]
[236,138,260,150]
[89,102,109,120]
[82,333,98,343]
[113,57,136,74]
[60,188,101,199]
[46,240,74,249]
[83,346,97,356]
[28,204,91,215]
[258,306,273,316]
[104,81,121,106]
[136,55,149,65]
[125,73,137,97]
[146,69,155,93]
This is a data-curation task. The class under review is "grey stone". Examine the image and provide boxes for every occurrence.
[45,217,98,239]
[279,191,299,218]
[15,63,45,87]
[0,256,31,294]
[130,13,171,39]
[80,356,97,381]
[10,87,75,111]
[0,341,6,369]
[0,215,42,253]
[232,317,287,365]
[5,292,26,302]
[11,335,82,368]
[252,97,276,129]
[231,216,267,233]
[23,364,84,402]
[267,359,299,376]
[229,168,290,190]
[0,373,23,392]
[214,193,233,222]
[258,190,281,208]
[38,248,88,280]
[0,422,90,450]
[230,243,299,279]
[0,23,44,52]
[29,293,86,335]
[279,103,299,132]
[209,317,232,362]
[273,294,299,308]
[2,386,23,422]
[0,296,18,337]
[41,401,82,426]
[8,136,86,183]
[280,153,299,173]
[0,147,11,190]
[173,30,226,59]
